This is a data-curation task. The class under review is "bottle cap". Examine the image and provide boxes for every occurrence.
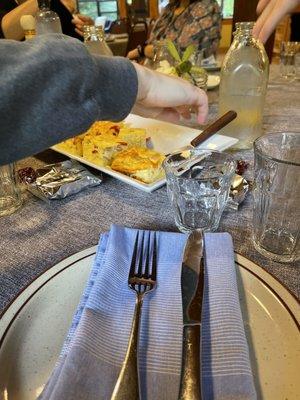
[20,15,36,31]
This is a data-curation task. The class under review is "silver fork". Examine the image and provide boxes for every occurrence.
[111,231,157,400]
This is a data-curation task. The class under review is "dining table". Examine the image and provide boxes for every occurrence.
[0,64,299,317]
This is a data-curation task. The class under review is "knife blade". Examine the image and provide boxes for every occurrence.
[165,110,237,157]
[178,229,204,400]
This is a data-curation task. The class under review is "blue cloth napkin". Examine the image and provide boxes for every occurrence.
[39,225,256,400]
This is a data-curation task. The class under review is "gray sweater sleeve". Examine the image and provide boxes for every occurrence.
[0,34,138,165]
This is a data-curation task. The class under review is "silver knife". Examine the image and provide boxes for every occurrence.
[178,229,204,400]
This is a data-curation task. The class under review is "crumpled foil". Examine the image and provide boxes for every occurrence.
[226,174,250,211]
[18,160,102,200]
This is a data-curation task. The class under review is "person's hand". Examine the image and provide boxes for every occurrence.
[127,48,139,60]
[253,0,300,43]
[71,14,94,37]
[132,63,208,124]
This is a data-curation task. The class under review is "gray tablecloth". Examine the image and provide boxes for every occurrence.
[0,65,299,315]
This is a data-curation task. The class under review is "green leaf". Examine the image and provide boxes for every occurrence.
[182,44,195,62]
[175,60,192,75]
[190,66,207,76]
[166,40,181,62]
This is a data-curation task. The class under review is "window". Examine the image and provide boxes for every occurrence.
[217,0,234,18]
[78,0,118,21]
[77,0,235,22]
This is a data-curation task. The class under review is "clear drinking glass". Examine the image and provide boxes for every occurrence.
[280,41,299,80]
[253,132,300,263]
[163,149,236,233]
[294,43,300,80]
[0,163,22,217]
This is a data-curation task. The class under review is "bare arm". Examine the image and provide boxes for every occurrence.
[0,35,207,165]
[1,0,38,40]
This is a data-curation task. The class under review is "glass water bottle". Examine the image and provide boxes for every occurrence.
[83,25,113,56]
[218,22,269,150]
[36,0,62,35]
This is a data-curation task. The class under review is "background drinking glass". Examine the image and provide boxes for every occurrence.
[163,149,236,233]
[280,41,298,80]
[0,163,22,217]
[294,43,300,80]
[253,132,300,263]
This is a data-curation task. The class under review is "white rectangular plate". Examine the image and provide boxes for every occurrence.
[52,114,238,193]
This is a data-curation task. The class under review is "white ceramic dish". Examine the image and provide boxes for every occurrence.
[52,114,238,193]
[207,74,220,90]
[203,62,221,72]
[0,248,299,400]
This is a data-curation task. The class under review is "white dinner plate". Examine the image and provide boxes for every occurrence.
[52,114,238,193]
[207,75,220,90]
[0,248,299,399]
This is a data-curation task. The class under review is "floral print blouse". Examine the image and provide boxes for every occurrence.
[148,0,222,58]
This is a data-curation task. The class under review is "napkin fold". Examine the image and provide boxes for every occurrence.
[202,233,257,400]
[39,225,256,400]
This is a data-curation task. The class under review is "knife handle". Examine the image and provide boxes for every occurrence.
[190,110,237,148]
[178,325,201,400]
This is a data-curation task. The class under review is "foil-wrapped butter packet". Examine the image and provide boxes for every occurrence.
[18,160,102,201]
[226,174,250,211]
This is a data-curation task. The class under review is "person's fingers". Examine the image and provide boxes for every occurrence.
[256,0,272,14]
[253,0,276,41]
[175,105,192,120]
[132,102,206,125]
[71,15,81,25]
[132,63,208,123]
[131,103,170,120]
[258,0,298,43]
[132,103,194,124]
[72,14,94,29]
[76,14,94,23]
[155,108,182,123]
[254,0,299,43]
[74,27,84,37]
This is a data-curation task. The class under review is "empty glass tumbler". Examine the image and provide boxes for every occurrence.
[280,41,299,80]
[253,132,300,263]
[0,164,22,217]
[163,150,236,233]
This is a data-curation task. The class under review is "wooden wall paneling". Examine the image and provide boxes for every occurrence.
[149,0,159,19]
[117,0,127,19]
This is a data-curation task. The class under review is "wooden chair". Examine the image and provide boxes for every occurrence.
[126,20,148,52]
[109,18,131,35]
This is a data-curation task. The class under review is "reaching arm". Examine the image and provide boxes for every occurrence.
[253,0,300,43]
[0,34,138,164]
[0,34,208,165]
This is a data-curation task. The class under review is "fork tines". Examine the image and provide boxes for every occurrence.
[128,231,157,294]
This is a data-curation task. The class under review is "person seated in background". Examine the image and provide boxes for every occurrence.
[127,0,221,62]
[0,0,93,40]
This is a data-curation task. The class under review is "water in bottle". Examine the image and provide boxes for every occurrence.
[218,22,269,150]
